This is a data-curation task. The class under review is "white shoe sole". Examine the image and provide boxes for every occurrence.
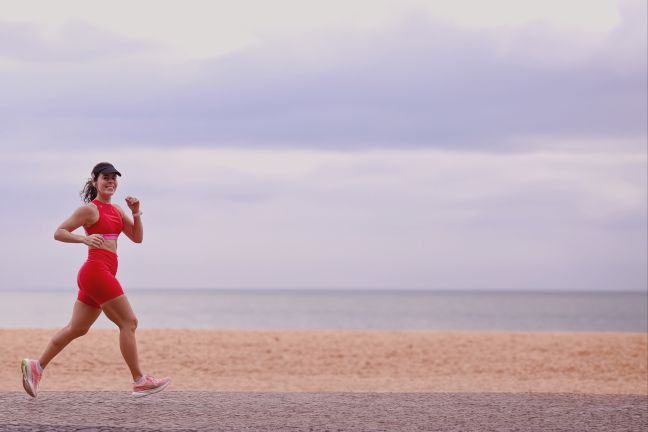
[21,359,36,398]
[132,379,171,398]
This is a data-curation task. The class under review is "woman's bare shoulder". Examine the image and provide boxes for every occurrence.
[76,203,99,216]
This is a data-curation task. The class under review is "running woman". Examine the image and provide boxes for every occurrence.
[21,162,171,398]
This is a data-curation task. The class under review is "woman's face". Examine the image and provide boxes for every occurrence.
[94,173,119,197]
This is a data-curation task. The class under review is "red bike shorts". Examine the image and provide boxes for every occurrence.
[76,249,123,308]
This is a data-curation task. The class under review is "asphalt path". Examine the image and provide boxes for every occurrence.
[1,391,646,432]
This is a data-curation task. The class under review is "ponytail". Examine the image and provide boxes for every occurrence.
[80,176,97,203]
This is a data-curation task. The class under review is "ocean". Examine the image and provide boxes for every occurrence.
[1,289,646,332]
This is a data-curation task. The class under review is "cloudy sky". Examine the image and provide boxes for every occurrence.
[0,0,645,291]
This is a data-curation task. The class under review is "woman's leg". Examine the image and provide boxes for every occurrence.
[39,300,102,368]
[101,295,143,381]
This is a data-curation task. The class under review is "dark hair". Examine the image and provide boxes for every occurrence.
[80,162,115,203]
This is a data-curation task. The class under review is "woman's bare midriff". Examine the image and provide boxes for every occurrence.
[89,239,118,254]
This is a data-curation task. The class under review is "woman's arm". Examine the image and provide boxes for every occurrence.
[115,197,143,243]
[54,205,104,248]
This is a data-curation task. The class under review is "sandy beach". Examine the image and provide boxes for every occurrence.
[2,329,646,394]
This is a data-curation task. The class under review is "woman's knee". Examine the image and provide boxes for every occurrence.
[119,316,138,332]
[66,324,90,338]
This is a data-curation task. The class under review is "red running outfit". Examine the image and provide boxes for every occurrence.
[77,199,124,308]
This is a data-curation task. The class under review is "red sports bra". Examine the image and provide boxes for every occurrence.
[85,199,123,240]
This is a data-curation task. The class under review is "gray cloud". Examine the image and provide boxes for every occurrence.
[0,1,645,152]
[0,20,158,62]
[0,148,644,291]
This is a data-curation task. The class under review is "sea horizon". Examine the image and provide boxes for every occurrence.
[2,289,646,332]
[4,286,647,293]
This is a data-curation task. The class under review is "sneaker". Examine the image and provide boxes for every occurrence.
[132,374,171,398]
[21,358,43,398]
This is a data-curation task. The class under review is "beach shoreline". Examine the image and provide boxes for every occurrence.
[2,329,646,394]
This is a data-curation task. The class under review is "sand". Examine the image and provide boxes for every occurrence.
[1,329,646,394]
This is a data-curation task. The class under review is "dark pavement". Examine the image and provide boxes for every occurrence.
[1,391,646,432]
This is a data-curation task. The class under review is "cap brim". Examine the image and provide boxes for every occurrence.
[98,167,122,176]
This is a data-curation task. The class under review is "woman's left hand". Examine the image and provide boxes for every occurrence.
[125,196,140,214]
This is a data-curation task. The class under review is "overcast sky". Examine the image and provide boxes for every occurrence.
[1,0,645,291]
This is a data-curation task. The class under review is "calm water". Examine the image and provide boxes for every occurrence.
[0,289,646,332]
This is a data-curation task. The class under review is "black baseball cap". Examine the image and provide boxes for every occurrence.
[92,162,122,177]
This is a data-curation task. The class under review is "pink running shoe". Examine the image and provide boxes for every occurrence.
[132,374,171,398]
[21,358,43,398]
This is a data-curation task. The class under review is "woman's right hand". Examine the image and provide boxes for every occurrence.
[83,234,105,248]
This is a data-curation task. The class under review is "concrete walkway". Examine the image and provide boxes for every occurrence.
[1,391,646,432]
